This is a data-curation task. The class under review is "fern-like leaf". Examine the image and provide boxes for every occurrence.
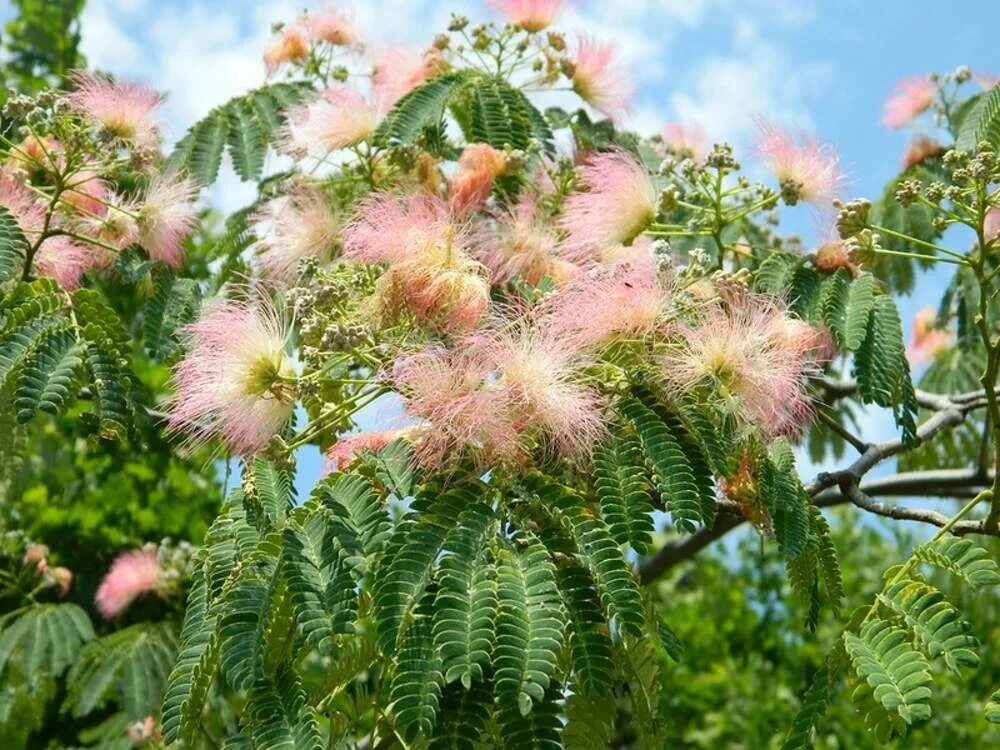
[593,428,654,553]
[911,536,1000,589]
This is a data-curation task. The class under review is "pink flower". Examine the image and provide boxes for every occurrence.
[569,35,633,121]
[299,6,360,46]
[0,176,45,235]
[560,150,656,257]
[662,295,817,438]
[264,27,310,75]
[325,428,409,472]
[475,197,577,285]
[127,716,158,745]
[901,134,944,170]
[253,187,340,285]
[812,239,859,277]
[67,71,162,150]
[138,174,199,268]
[23,543,48,574]
[49,566,74,596]
[881,75,936,129]
[283,86,377,156]
[539,256,667,349]
[343,192,461,265]
[984,207,1000,244]
[489,0,562,32]
[74,195,140,255]
[975,71,999,90]
[373,47,447,114]
[33,235,92,289]
[95,549,163,619]
[907,306,952,365]
[167,297,295,454]
[449,144,508,214]
[61,170,110,218]
[756,123,844,207]
[662,121,708,160]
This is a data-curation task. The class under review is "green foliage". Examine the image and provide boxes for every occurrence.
[466,76,554,153]
[593,428,655,553]
[0,206,28,283]
[169,82,312,185]
[0,603,94,688]
[955,83,1000,152]
[374,71,471,148]
[0,0,85,100]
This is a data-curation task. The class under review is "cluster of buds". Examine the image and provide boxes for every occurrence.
[21,543,74,596]
[834,198,872,240]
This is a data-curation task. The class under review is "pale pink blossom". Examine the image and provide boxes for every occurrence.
[901,134,944,170]
[907,306,952,364]
[127,716,158,745]
[49,566,74,596]
[373,47,447,114]
[0,176,45,234]
[881,75,936,129]
[662,295,817,437]
[540,257,666,349]
[560,150,656,257]
[984,208,1000,244]
[756,124,844,207]
[253,188,340,285]
[264,27,310,75]
[489,0,562,32]
[138,174,199,268]
[62,169,110,218]
[812,239,859,277]
[343,191,463,265]
[569,35,633,120]
[975,71,999,90]
[23,543,48,574]
[33,235,92,289]
[67,71,162,150]
[74,196,140,258]
[475,197,577,285]
[95,549,163,619]
[662,121,708,160]
[299,7,360,46]
[283,86,377,156]
[449,144,508,214]
[325,428,409,472]
[167,297,295,454]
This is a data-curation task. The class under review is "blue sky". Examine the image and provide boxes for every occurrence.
[6,0,997,501]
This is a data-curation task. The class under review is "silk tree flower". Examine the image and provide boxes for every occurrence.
[392,346,522,467]
[662,295,818,438]
[61,169,110,218]
[475,197,578,285]
[907,307,952,364]
[881,75,936,129]
[283,86,377,157]
[812,238,860,277]
[343,192,464,265]
[325,428,412,472]
[901,134,944,170]
[568,35,633,120]
[449,144,508,214]
[662,121,708,160]
[299,6,360,46]
[264,26,310,75]
[253,188,340,285]
[34,236,93,289]
[95,549,163,619]
[755,124,844,208]
[75,196,140,261]
[49,566,74,596]
[540,258,667,349]
[489,0,562,32]
[137,174,199,268]
[373,47,447,114]
[167,297,295,454]
[560,150,656,257]
[67,71,162,150]
[23,543,48,574]
[0,175,45,233]
[976,71,999,90]
[984,207,1000,244]
[127,716,159,746]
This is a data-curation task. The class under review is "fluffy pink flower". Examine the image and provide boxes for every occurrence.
[253,188,340,285]
[489,0,562,31]
[127,716,158,745]
[560,150,656,257]
[325,428,409,472]
[74,196,140,258]
[0,176,45,234]
[984,207,1000,244]
[907,306,952,365]
[373,47,447,114]
[756,124,844,207]
[975,71,999,90]
[475,197,577,285]
[49,566,74,596]
[67,71,162,149]
[283,86,377,156]
[569,35,633,120]
[662,295,817,437]
[343,192,461,265]
[167,298,295,454]
[901,134,944,170]
[449,144,508,214]
[33,235,92,289]
[62,170,110,218]
[881,75,936,129]
[812,239,859,277]
[264,27,310,75]
[95,549,163,620]
[540,257,667,348]
[23,543,48,574]
[662,121,708,160]
[299,7,360,46]
[138,174,199,268]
